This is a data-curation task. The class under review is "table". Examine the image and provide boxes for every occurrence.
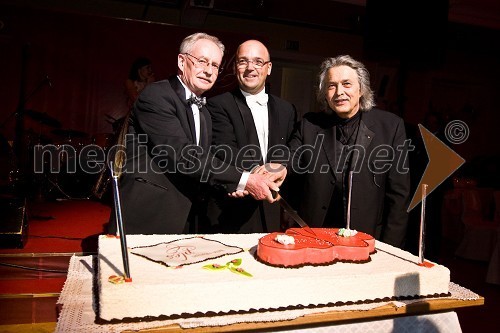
[125,303,481,333]
[54,256,484,333]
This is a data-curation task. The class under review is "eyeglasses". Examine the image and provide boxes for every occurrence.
[184,53,223,74]
[236,58,271,69]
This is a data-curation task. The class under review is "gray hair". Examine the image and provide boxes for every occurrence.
[317,55,375,111]
[179,32,225,56]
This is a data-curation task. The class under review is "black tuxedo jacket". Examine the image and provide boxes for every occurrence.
[109,76,241,235]
[206,89,297,233]
[289,108,410,247]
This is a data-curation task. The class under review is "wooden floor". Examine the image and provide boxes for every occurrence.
[0,198,498,332]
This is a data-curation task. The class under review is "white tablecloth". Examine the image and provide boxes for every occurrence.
[264,312,462,333]
[55,256,478,333]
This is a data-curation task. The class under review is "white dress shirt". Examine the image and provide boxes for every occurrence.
[241,89,269,163]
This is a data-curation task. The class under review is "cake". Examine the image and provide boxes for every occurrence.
[257,227,376,267]
[97,233,450,323]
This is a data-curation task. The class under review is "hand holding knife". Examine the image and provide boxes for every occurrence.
[271,190,317,237]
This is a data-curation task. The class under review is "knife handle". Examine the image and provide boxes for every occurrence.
[270,190,280,200]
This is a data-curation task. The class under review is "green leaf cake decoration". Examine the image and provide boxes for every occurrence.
[202,259,253,277]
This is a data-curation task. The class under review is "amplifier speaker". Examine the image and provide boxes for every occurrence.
[0,196,28,248]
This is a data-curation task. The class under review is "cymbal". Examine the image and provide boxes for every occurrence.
[24,109,62,128]
[52,128,88,138]
[24,128,52,144]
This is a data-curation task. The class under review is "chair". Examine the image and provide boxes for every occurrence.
[455,186,498,261]
[494,191,500,223]
[442,188,464,243]
[486,191,500,284]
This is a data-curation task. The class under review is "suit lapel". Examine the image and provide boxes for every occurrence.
[233,90,262,163]
[267,95,280,148]
[352,113,375,171]
[319,125,340,180]
[169,76,197,144]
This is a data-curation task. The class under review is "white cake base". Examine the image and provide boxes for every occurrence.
[97,234,450,322]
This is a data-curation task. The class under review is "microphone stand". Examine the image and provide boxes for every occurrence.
[13,44,30,166]
[9,76,52,136]
[0,76,51,131]
[3,44,52,199]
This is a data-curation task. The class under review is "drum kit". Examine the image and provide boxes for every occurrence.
[20,109,115,200]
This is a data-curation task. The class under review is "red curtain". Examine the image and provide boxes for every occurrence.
[0,5,248,147]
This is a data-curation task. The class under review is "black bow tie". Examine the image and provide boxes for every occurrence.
[187,95,206,108]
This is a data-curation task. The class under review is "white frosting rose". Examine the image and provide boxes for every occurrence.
[275,234,295,245]
[337,228,358,237]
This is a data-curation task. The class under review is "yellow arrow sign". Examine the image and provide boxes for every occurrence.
[407,124,465,212]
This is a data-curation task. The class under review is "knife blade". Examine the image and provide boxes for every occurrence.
[272,191,317,237]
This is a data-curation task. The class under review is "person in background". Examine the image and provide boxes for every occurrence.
[108,32,285,235]
[110,57,156,151]
[287,55,410,248]
[93,57,155,200]
[125,57,155,110]
[206,40,297,233]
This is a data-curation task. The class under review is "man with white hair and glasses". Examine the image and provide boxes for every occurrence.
[109,33,285,235]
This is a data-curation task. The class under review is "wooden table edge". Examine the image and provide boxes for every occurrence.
[123,296,485,332]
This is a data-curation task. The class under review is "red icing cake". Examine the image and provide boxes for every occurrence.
[257,228,376,267]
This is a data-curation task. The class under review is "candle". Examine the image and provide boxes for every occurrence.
[418,184,429,265]
[346,171,353,230]
[110,163,131,280]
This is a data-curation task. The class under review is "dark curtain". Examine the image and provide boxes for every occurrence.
[0,5,246,148]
